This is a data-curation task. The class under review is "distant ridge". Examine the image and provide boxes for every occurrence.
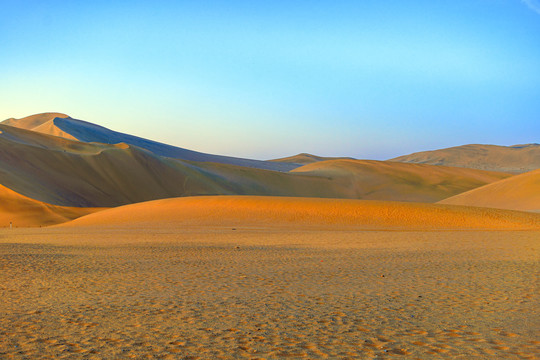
[270,153,355,165]
[1,113,298,172]
[390,143,540,173]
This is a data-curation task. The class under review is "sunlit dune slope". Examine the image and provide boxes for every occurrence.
[439,169,540,212]
[270,153,355,165]
[60,196,540,230]
[2,113,297,171]
[391,143,540,173]
[1,112,77,140]
[291,159,510,203]
[0,184,102,227]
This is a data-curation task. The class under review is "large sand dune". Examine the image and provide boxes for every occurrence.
[61,195,540,230]
[0,184,101,227]
[440,168,540,212]
[291,159,510,203]
[391,143,540,173]
[2,113,297,171]
[1,125,510,207]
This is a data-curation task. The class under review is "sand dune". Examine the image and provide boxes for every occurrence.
[291,159,511,203]
[391,143,540,173]
[0,184,101,227]
[2,124,512,207]
[61,195,540,230]
[270,153,355,165]
[440,168,540,212]
[2,113,298,171]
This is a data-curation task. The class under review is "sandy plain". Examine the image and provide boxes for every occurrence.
[1,197,539,359]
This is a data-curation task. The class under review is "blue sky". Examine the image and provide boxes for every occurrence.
[1,0,539,159]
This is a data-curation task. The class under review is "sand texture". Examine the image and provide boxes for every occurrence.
[440,169,540,212]
[391,143,540,173]
[1,224,538,359]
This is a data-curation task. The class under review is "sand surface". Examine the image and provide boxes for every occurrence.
[0,225,538,359]
[440,169,540,212]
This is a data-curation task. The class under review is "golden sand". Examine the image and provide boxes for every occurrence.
[0,224,538,359]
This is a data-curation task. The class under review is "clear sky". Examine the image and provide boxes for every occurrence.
[1,0,539,160]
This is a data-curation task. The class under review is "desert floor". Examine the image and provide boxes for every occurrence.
[0,227,538,359]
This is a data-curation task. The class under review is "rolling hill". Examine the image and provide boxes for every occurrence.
[390,143,540,173]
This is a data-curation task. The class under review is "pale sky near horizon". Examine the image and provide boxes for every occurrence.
[1,0,539,160]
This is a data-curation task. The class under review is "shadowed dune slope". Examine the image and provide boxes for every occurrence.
[390,143,540,173]
[2,113,297,171]
[0,184,101,227]
[291,159,511,203]
[60,196,540,230]
[439,169,540,212]
[270,153,355,165]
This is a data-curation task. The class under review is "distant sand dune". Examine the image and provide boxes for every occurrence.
[391,143,540,173]
[291,159,510,203]
[61,196,540,230]
[440,169,540,212]
[0,184,102,227]
[270,153,355,165]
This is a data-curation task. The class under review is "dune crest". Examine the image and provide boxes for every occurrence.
[60,196,540,230]
[1,113,76,140]
[439,169,540,212]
